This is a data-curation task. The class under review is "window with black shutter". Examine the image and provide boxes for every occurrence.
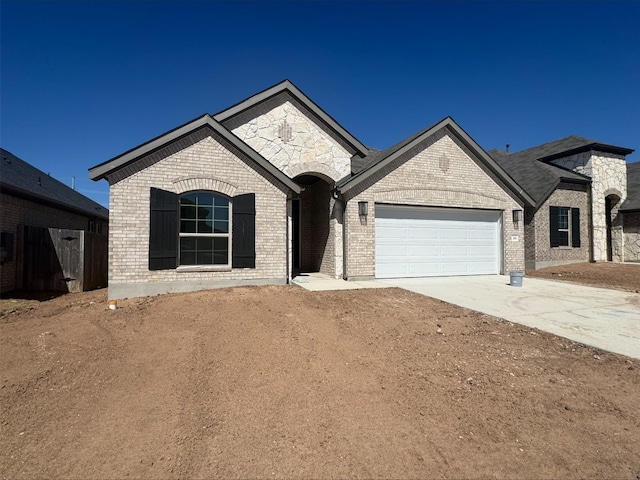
[148,188,256,270]
[549,206,580,248]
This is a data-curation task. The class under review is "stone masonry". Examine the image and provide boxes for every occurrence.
[623,212,640,262]
[344,129,525,278]
[231,100,352,182]
[551,152,627,262]
[230,99,351,278]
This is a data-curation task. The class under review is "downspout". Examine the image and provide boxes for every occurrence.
[588,182,594,262]
[286,196,291,284]
[342,197,348,280]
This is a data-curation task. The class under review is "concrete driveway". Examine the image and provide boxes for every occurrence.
[382,275,640,359]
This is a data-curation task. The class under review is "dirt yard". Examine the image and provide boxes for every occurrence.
[1,284,639,479]
[528,262,640,292]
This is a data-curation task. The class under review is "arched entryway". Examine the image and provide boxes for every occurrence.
[605,193,621,261]
[291,174,335,275]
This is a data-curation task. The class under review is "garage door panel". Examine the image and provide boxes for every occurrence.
[408,227,438,240]
[409,245,440,256]
[469,245,496,256]
[408,262,440,275]
[378,244,408,256]
[377,226,407,240]
[440,245,469,256]
[375,205,501,278]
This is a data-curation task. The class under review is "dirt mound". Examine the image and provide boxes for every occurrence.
[527,262,640,292]
[1,286,639,479]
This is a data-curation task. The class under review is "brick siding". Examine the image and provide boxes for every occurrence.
[344,129,525,278]
[107,135,288,299]
[528,182,590,269]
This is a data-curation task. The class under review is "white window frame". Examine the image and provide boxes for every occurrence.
[557,206,570,247]
[178,191,232,267]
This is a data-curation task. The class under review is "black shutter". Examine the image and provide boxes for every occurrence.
[549,206,560,247]
[571,208,581,247]
[149,187,178,270]
[232,193,256,269]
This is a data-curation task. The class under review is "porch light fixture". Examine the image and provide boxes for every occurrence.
[512,209,522,223]
[358,201,368,217]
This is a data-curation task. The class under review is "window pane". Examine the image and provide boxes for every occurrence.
[213,237,228,250]
[558,231,569,246]
[214,196,229,208]
[196,237,213,250]
[215,206,229,221]
[181,237,196,250]
[181,206,196,219]
[196,206,213,221]
[196,251,213,265]
[558,208,569,229]
[181,193,197,205]
[181,220,196,233]
[196,192,214,206]
[198,220,213,234]
[214,220,228,234]
[213,251,228,265]
[180,251,196,265]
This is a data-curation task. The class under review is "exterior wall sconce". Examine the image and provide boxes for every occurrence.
[512,209,522,223]
[358,201,369,216]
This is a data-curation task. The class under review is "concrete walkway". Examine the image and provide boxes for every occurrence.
[382,275,640,359]
[292,273,391,292]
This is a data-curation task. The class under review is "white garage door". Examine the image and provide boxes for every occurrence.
[375,205,502,278]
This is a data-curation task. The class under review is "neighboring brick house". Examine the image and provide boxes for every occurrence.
[489,138,636,269]
[90,80,532,299]
[1,148,109,293]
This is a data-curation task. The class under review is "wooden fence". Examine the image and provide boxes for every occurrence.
[23,226,107,292]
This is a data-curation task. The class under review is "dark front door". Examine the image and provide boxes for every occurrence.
[605,197,613,261]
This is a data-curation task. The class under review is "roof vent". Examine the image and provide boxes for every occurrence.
[506,144,510,153]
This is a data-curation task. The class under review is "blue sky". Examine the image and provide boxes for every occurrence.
[2,1,639,208]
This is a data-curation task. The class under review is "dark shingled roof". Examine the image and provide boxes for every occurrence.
[488,146,589,207]
[1,148,108,220]
[351,147,382,174]
[621,161,640,212]
[489,135,634,208]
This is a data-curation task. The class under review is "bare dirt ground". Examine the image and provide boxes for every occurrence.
[1,284,639,480]
[527,262,640,293]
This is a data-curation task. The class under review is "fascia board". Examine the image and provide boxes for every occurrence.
[540,143,635,163]
[89,115,301,194]
[89,115,212,181]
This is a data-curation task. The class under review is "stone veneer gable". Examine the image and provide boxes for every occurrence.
[230,100,352,182]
